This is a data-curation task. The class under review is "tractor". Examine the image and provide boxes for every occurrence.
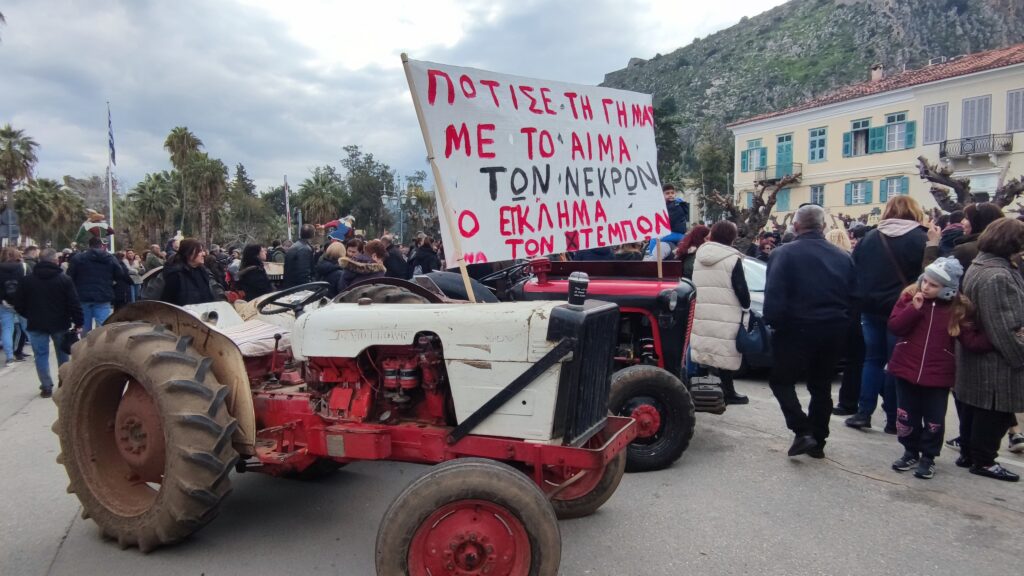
[52,280,637,575]
[418,258,726,473]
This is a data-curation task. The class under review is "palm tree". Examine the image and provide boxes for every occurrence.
[163,127,203,229]
[13,178,58,242]
[298,166,347,224]
[129,172,178,243]
[183,152,227,246]
[0,124,39,199]
[51,186,85,247]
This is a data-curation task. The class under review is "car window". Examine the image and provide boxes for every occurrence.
[742,258,766,292]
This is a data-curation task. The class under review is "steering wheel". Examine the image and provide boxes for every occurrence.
[478,260,532,287]
[256,282,331,315]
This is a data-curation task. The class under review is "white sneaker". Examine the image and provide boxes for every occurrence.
[1009,433,1024,454]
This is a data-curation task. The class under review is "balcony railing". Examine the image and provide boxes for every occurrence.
[754,162,803,184]
[940,133,1013,159]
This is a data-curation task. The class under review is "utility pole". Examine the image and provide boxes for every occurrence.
[284,175,292,241]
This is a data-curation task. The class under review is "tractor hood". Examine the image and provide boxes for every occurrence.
[291,301,563,362]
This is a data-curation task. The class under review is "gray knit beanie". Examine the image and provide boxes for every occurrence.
[921,256,964,301]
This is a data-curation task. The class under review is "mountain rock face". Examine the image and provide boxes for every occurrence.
[602,0,1024,168]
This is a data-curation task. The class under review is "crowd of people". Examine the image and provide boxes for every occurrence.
[685,195,1023,483]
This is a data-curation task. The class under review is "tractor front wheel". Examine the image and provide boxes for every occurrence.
[376,458,561,576]
[53,322,238,552]
[608,365,695,472]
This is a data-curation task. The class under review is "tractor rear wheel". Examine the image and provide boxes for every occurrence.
[543,431,626,519]
[376,458,561,576]
[337,284,431,304]
[53,322,238,552]
[608,365,695,472]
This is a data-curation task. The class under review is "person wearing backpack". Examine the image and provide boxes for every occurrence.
[0,247,27,368]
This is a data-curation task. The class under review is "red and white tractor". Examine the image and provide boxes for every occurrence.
[52,281,636,575]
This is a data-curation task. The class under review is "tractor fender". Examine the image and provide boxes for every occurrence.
[107,301,257,456]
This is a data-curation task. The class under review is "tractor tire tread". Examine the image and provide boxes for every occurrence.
[609,365,696,473]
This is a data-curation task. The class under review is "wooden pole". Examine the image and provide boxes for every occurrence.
[401,53,477,302]
[656,237,663,279]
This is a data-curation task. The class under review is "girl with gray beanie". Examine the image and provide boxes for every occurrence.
[886,257,992,479]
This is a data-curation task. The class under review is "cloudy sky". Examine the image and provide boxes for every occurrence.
[0,0,785,194]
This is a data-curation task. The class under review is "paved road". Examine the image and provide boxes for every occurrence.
[1,357,1021,576]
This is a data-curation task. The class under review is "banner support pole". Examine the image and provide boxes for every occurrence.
[401,53,477,303]
[656,237,663,279]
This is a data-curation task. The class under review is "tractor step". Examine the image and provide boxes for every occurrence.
[690,384,726,415]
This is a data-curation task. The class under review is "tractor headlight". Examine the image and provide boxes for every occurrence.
[659,289,678,312]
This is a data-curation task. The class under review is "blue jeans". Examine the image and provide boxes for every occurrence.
[0,305,18,362]
[858,313,898,423]
[28,330,69,392]
[81,302,112,335]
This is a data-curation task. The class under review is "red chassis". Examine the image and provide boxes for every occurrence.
[251,386,635,487]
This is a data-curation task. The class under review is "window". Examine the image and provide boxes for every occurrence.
[850,119,870,156]
[740,139,767,172]
[844,180,873,205]
[776,188,790,211]
[808,128,827,162]
[1008,89,1024,133]
[745,192,754,208]
[809,185,825,206]
[923,103,948,144]
[880,176,909,201]
[962,95,991,138]
[885,112,907,151]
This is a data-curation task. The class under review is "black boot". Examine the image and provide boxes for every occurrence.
[718,371,749,405]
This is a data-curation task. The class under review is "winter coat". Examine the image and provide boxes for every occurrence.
[852,220,927,317]
[236,265,274,300]
[690,242,748,371]
[939,224,964,257]
[613,250,643,261]
[951,232,981,273]
[283,240,315,287]
[764,231,855,332]
[383,245,409,280]
[67,248,129,304]
[14,260,83,333]
[680,251,696,280]
[408,245,441,276]
[0,261,26,307]
[336,256,386,294]
[145,252,164,272]
[956,253,1024,413]
[887,292,991,388]
[666,200,688,234]
[160,263,218,306]
[314,258,344,298]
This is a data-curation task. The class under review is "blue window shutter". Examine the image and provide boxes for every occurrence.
[864,181,874,204]
[844,183,853,205]
[868,127,886,153]
[842,132,852,157]
[777,188,790,211]
[904,121,916,149]
[879,178,889,202]
[741,150,749,172]
[759,147,768,169]
[901,176,909,195]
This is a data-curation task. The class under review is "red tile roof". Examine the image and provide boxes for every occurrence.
[729,42,1024,127]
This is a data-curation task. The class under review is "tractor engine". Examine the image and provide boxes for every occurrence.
[302,334,451,426]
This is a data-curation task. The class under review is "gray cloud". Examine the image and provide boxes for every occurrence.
[0,0,777,197]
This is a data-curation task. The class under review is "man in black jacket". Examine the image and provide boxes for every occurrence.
[15,249,83,398]
[380,235,408,279]
[764,204,855,458]
[283,224,316,287]
[67,237,129,335]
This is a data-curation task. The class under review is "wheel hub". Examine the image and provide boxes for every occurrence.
[629,403,662,439]
[114,381,166,483]
[409,499,530,575]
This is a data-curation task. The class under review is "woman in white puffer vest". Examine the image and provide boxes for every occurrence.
[689,221,751,404]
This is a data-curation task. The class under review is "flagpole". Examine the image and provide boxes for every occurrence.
[107,101,116,251]
[284,175,292,241]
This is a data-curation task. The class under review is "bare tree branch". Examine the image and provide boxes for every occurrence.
[917,156,971,211]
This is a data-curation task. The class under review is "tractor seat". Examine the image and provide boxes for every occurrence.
[216,318,291,357]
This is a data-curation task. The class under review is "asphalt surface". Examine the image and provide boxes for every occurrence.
[1,356,1021,576]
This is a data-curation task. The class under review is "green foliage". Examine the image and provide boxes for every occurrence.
[340,145,394,238]
[0,123,39,197]
[297,165,348,225]
[230,163,257,198]
[13,177,83,247]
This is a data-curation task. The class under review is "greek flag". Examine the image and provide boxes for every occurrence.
[107,103,116,166]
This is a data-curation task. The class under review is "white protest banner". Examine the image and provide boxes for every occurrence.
[403,58,668,265]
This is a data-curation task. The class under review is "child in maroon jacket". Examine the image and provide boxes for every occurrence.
[887,257,991,479]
